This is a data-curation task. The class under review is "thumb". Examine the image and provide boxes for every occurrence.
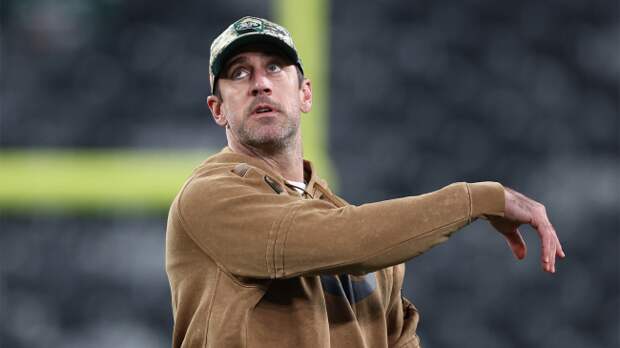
[503,228,527,260]
[490,217,527,260]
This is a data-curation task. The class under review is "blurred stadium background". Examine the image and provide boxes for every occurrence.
[1,0,618,347]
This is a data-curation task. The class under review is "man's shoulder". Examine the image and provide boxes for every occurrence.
[176,149,279,203]
[192,147,280,179]
[198,148,276,178]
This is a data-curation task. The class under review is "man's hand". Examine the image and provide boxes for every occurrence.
[488,187,566,273]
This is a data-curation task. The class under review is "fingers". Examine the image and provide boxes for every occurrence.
[556,239,566,258]
[540,224,555,273]
[535,217,563,273]
[554,226,566,259]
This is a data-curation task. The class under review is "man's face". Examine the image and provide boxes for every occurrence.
[208,48,311,151]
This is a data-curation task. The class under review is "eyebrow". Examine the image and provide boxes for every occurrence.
[223,56,250,76]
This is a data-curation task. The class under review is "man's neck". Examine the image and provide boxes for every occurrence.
[228,138,304,182]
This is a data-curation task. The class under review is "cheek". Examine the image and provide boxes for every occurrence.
[222,95,246,119]
[280,94,300,114]
[220,84,247,108]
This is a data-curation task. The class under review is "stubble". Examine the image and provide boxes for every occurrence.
[234,97,300,151]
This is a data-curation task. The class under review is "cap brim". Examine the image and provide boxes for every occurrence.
[211,33,301,84]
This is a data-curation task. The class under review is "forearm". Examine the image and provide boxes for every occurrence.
[275,182,505,277]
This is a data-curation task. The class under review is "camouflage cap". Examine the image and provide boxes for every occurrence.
[209,16,303,93]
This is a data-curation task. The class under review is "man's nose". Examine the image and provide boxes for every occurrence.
[250,70,272,96]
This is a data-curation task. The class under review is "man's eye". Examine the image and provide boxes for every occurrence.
[230,68,249,80]
[266,63,282,73]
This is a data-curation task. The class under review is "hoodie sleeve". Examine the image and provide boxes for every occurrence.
[173,166,505,279]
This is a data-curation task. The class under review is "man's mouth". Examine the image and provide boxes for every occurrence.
[252,104,276,116]
[256,107,272,113]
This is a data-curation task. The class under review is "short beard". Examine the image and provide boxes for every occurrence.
[236,118,298,153]
[234,101,300,153]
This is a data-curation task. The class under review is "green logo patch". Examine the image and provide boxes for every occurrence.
[234,18,263,34]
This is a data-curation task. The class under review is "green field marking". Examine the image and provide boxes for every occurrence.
[275,0,337,189]
[0,2,336,214]
[0,149,210,213]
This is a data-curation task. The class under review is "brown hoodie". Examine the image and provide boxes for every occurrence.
[165,147,505,347]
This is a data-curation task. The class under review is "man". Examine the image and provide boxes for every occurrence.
[165,16,565,348]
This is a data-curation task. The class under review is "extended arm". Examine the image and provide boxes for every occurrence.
[174,166,504,279]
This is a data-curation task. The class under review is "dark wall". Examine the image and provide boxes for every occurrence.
[1,1,618,347]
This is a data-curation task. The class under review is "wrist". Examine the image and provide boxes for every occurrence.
[466,182,505,219]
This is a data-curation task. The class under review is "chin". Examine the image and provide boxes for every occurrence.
[244,130,295,150]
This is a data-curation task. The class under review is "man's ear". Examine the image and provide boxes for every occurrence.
[207,95,228,128]
[300,78,312,113]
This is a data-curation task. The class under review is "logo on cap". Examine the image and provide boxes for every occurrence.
[234,17,264,34]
